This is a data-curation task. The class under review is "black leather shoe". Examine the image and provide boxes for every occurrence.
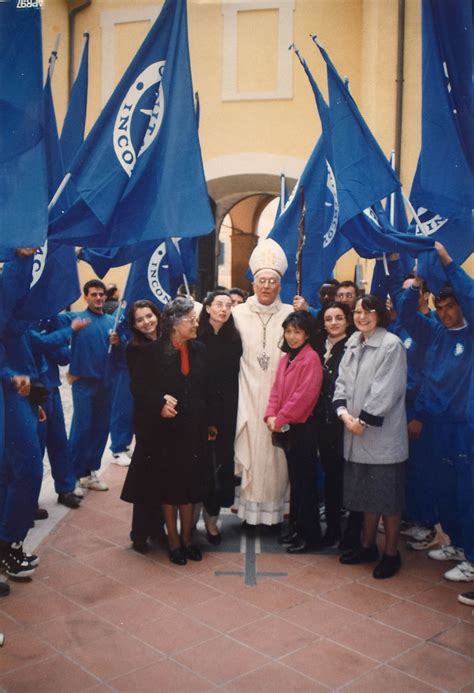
[278,530,299,545]
[34,508,49,521]
[132,539,149,555]
[340,545,379,565]
[205,527,221,546]
[286,539,313,554]
[183,544,202,561]
[58,492,81,509]
[338,531,361,551]
[373,552,401,579]
[0,581,10,597]
[169,547,187,565]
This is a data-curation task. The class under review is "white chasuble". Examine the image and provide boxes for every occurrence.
[232,296,293,525]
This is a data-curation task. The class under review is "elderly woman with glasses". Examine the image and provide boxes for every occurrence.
[121,297,214,566]
[333,295,408,579]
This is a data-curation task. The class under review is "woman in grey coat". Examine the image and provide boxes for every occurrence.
[333,295,408,579]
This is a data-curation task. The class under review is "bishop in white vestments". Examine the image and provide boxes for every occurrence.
[232,240,293,525]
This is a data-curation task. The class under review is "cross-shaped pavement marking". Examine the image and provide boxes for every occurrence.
[215,526,288,585]
[196,511,338,586]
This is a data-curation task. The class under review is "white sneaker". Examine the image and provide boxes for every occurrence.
[73,483,84,498]
[406,528,438,551]
[80,471,108,491]
[399,522,418,538]
[428,545,465,562]
[405,526,432,541]
[444,561,474,582]
[111,452,131,467]
[458,591,474,606]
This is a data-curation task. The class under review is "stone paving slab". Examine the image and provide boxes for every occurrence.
[0,461,473,692]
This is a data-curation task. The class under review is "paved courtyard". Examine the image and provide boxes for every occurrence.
[0,462,472,692]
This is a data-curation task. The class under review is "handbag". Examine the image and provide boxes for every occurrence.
[271,431,291,451]
[28,381,50,406]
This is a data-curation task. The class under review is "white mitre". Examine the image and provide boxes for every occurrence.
[249,239,288,278]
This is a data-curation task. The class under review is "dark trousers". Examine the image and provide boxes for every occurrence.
[285,418,321,544]
[130,504,164,542]
[317,421,344,536]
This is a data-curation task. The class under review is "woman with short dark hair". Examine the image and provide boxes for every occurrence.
[265,311,323,553]
[121,297,214,565]
[334,295,408,579]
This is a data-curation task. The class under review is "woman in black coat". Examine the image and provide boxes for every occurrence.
[123,300,162,554]
[314,302,359,547]
[197,290,242,544]
[121,297,214,566]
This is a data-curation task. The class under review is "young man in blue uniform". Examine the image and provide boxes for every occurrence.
[400,242,473,584]
[0,319,44,579]
[69,280,115,492]
[0,345,36,586]
[383,259,438,551]
[31,316,90,508]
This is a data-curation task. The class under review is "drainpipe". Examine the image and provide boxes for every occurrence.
[67,0,91,94]
[394,0,405,176]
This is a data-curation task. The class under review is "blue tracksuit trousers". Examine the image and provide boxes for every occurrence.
[38,388,76,495]
[109,368,134,454]
[427,421,474,562]
[0,390,43,543]
[404,429,438,528]
[69,378,112,479]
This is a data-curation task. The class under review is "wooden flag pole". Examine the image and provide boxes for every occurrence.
[295,186,305,296]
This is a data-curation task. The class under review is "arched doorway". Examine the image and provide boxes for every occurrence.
[197,170,298,298]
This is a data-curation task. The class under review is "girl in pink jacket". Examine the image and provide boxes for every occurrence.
[265,311,323,553]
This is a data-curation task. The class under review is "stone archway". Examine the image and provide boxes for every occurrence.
[197,167,300,297]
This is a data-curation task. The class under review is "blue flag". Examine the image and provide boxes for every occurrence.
[314,37,401,227]
[0,253,35,338]
[49,0,214,246]
[267,50,347,304]
[79,242,157,279]
[370,185,414,298]
[60,33,89,169]
[14,241,80,320]
[410,0,473,265]
[268,137,351,305]
[0,0,48,248]
[306,41,433,276]
[269,48,403,305]
[12,60,81,321]
[123,238,197,310]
